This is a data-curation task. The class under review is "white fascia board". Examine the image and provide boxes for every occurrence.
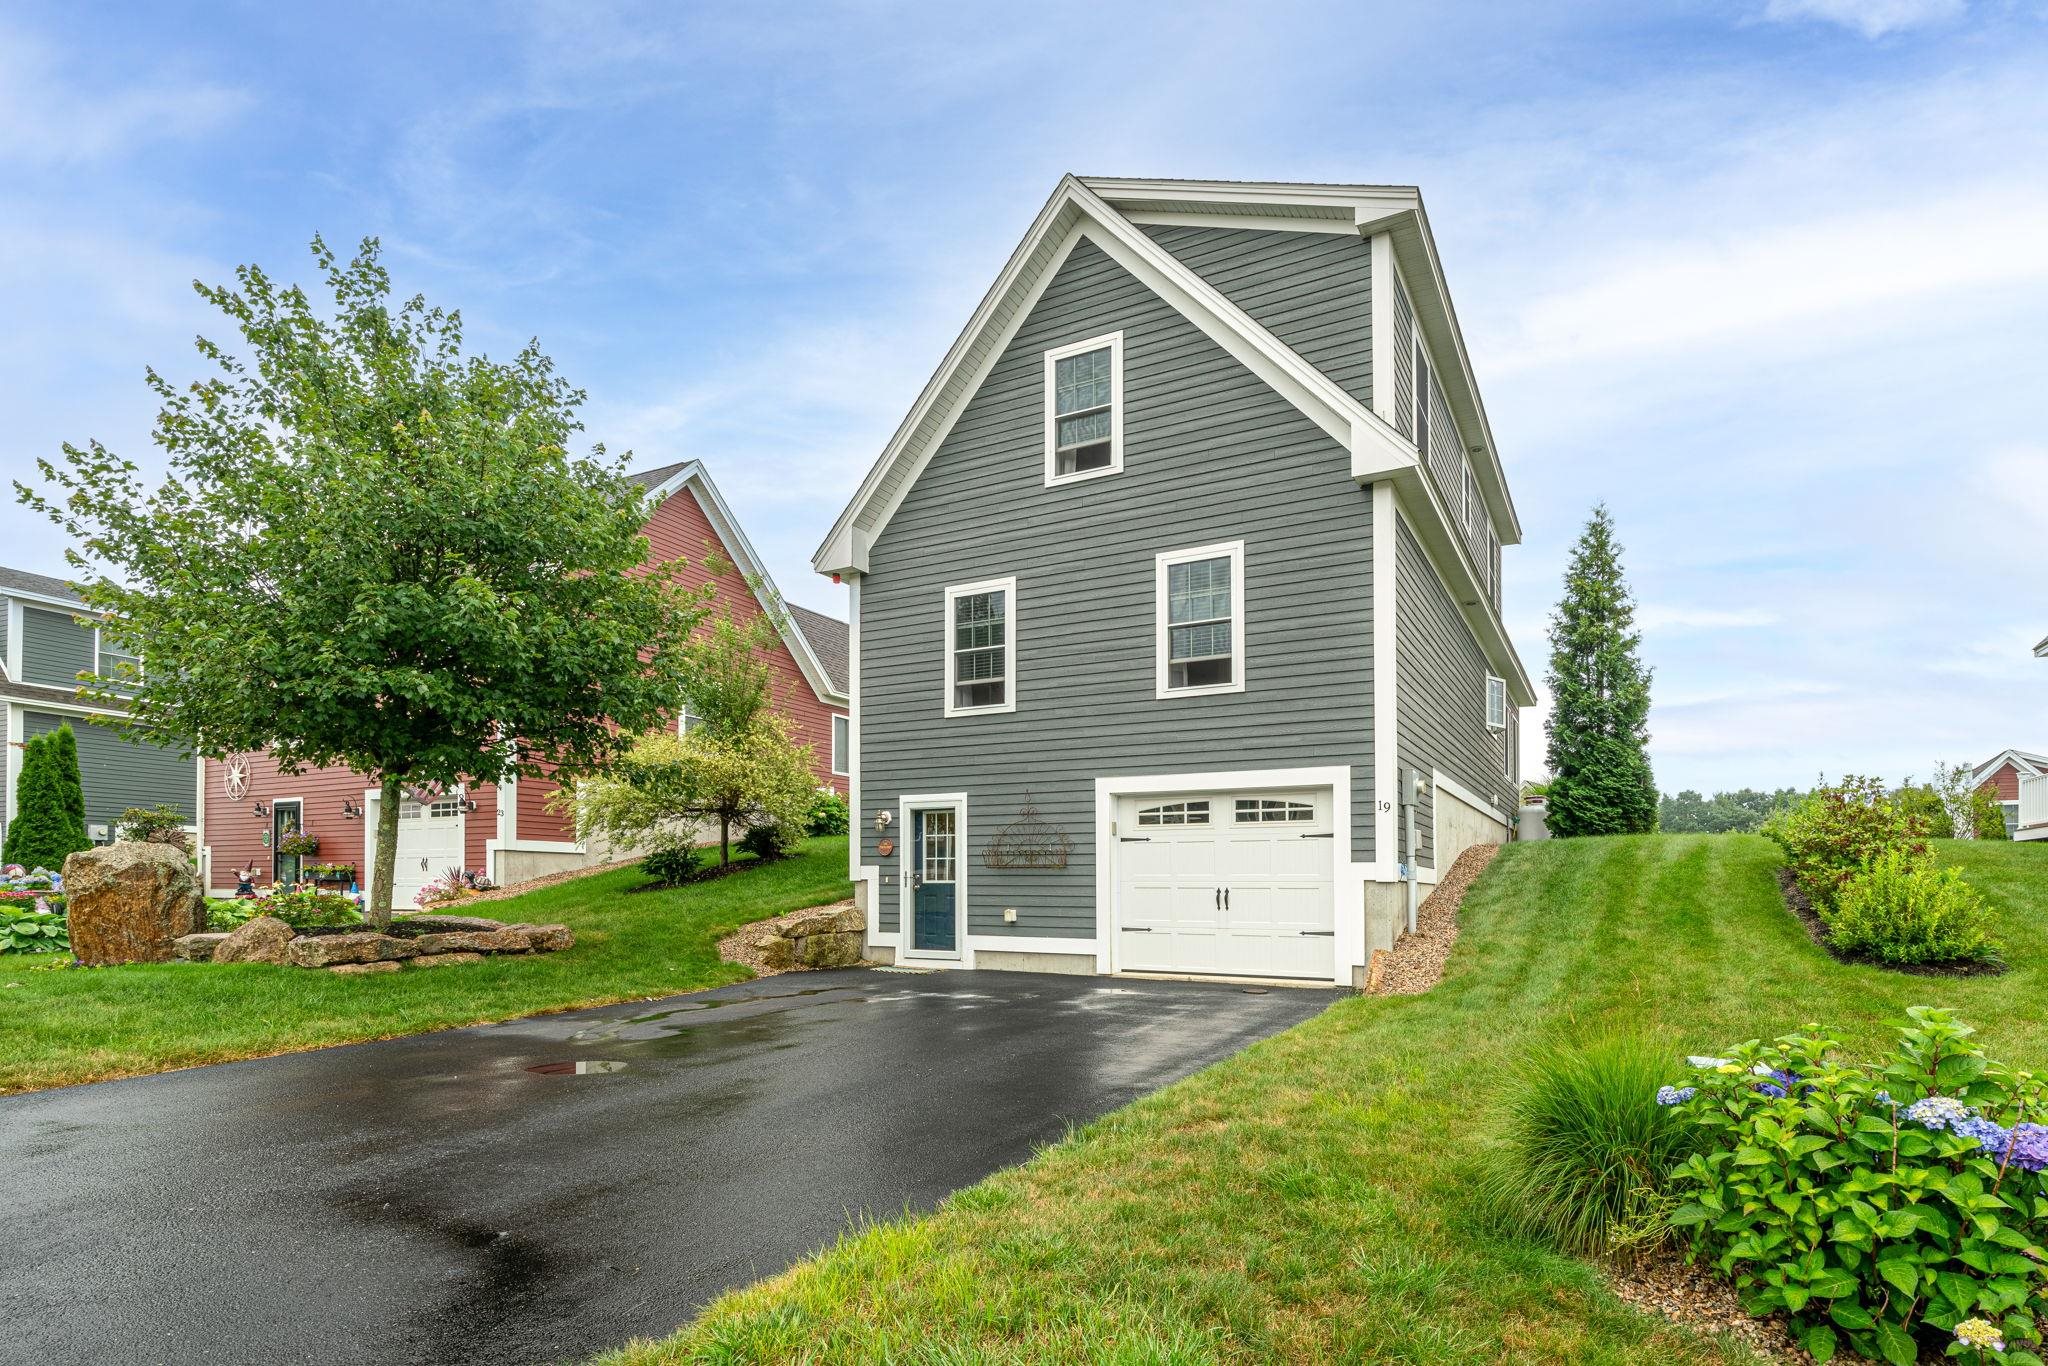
[647,461,848,707]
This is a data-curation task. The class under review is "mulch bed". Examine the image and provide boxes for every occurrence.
[1608,1254,1825,1364]
[1776,868,2006,978]
[716,899,858,978]
[1367,842,1500,996]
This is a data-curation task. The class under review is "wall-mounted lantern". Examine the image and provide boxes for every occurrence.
[253,801,271,820]
[341,799,363,821]
[874,808,893,834]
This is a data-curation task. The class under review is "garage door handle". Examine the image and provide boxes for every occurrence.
[1299,832,1334,839]
[1299,930,1335,937]
[1125,926,1153,932]
[1120,836,1152,842]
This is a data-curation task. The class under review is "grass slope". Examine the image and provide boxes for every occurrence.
[606,835,2045,1365]
[0,836,852,1094]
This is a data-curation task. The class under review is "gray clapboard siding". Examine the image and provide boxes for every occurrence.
[20,607,93,689]
[22,710,195,830]
[1141,226,1372,410]
[1393,516,1514,866]
[861,235,1376,940]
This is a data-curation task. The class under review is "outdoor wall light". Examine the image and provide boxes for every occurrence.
[341,799,363,821]
[874,809,893,833]
[253,801,271,820]
[459,798,478,814]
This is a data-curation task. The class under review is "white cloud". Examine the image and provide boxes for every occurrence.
[0,25,248,165]
[1761,0,1965,38]
[1639,606,1781,633]
[1487,184,2048,374]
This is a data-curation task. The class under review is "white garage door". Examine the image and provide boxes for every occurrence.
[389,795,465,909]
[1115,789,1335,980]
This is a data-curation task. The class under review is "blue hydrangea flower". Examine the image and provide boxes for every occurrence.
[2007,1123,2048,1173]
[1874,1090,1896,1108]
[1906,1095,1972,1131]
[1656,1086,1697,1106]
[1952,1115,2011,1155]
[1753,1069,1800,1099]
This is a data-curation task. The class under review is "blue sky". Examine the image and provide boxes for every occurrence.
[4,0,2044,793]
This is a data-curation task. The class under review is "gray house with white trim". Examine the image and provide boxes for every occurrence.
[1,566,200,857]
[814,176,1534,987]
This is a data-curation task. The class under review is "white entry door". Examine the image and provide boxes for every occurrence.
[391,794,465,908]
[1115,789,1335,980]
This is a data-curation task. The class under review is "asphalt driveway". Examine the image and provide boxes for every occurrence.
[0,968,1339,1365]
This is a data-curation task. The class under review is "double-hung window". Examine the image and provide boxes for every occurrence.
[831,715,850,776]
[944,576,1016,716]
[1155,541,1245,698]
[1486,674,1508,732]
[1043,332,1124,485]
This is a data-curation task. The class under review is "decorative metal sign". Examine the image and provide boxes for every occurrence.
[983,794,1069,870]
[223,755,249,801]
[876,838,895,858]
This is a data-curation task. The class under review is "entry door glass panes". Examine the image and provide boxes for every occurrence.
[272,801,302,885]
[952,589,1007,709]
[920,809,957,883]
[1053,346,1113,475]
[1167,556,1233,688]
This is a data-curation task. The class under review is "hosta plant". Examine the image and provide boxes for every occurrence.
[0,907,71,954]
[1665,1009,2047,1365]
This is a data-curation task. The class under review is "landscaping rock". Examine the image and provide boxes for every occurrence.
[289,932,416,968]
[408,924,573,956]
[63,841,206,965]
[328,960,402,975]
[392,913,507,934]
[212,915,296,965]
[174,932,229,963]
[514,923,574,952]
[784,904,864,937]
[406,952,485,969]
[754,934,794,970]
[794,930,864,969]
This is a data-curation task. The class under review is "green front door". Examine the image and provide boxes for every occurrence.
[273,800,303,885]
[911,808,958,953]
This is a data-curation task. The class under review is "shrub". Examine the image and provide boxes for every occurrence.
[1826,848,1999,966]
[0,906,71,954]
[116,803,189,845]
[2,727,90,873]
[805,791,850,837]
[641,842,702,887]
[1765,776,1930,913]
[1478,1036,1702,1257]
[1664,1010,2048,1365]
[212,890,361,930]
[738,821,797,861]
[1893,783,1954,840]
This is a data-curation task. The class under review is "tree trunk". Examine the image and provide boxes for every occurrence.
[369,772,404,929]
[719,815,730,867]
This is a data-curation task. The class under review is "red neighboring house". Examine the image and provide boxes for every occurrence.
[200,460,850,900]
[1972,748,2048,843]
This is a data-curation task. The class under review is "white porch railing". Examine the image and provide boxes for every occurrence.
[2017,773,2048,840]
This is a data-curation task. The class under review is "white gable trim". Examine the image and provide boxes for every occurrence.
[1974,749,2048,785]
[643,461,848,707]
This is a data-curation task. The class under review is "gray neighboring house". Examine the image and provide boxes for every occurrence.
[1,566,200,857]
[813,176,1534,987]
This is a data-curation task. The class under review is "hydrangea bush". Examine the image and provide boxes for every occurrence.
[1664,1009,2047,1364]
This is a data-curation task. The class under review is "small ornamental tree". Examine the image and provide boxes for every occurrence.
[1544,504,1658,837]
[563,719,817,869]
[17,237,710,927]
[3,728,91,872]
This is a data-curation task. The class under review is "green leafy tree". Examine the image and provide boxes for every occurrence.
[563,719,817,869]
[17,237,710,926]
[1543,504,1657,837]
[679,593,781,740]
[3,728,91,872]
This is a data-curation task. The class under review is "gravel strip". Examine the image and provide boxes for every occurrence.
[717,899,859,978]
[1368,842,1500,996]
[1609,1255,1826,1363]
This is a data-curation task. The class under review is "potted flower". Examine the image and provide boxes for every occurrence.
[305,861,356,888]
[276,831,321,858]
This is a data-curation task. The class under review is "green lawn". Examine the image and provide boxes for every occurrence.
[603,835,2046,1365]
[0,836,852,1094]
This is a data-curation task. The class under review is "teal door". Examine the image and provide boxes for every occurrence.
[911,808,958,952]
[272,800,303,886]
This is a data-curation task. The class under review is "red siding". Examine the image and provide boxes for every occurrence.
[641,485,848,794]
[518,769,576,843]
[1979,763,2021,802]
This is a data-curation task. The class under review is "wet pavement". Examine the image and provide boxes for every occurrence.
[0,968,1339,1365]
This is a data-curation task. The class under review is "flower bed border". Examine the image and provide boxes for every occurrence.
[1775,866,2004,978]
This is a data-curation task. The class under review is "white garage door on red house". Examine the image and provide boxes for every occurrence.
[1114,789,1336,980]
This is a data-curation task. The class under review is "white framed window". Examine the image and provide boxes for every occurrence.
[677,704,703,735]
[943,576,1016,716]
[1043,331,1124,485]
[1136,800,1209,827]
[831,714,849,776]
[1155,540,1245,699]
[1234,797,1314,823]
[1486,674,1508,732]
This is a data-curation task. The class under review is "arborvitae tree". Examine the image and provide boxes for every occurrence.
[1544,504,1657,837]
[3,728,91,872]
[49,723,86,834]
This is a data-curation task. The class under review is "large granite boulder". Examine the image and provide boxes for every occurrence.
[63,842,205,965]
[212,915,296,965]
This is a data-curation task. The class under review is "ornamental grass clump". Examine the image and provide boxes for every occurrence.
[1478,1035,1702,1258]
[1662,1008,2048,1365]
